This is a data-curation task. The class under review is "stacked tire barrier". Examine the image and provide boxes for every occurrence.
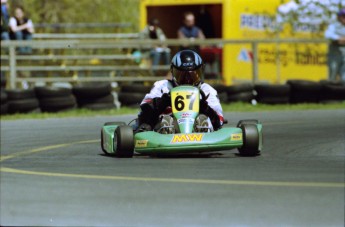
[1,90,8,114]
[1,73,7,114]
[225,83,255,103]
[212,84,228,103]
[6,89,40,114]
[0,80,344,116]
[287,80,322,103]
[118,84,152,107]
[319,80,345,103]
[72,83,115,110]
[254,84,290,104]
[35,87,76,112]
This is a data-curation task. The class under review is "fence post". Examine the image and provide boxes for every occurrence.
[251,41,258,83]
[9,46,16,89]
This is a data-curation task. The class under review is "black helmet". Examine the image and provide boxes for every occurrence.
[171,50,204,86]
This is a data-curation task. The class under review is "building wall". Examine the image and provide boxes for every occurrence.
[140,0,328,85]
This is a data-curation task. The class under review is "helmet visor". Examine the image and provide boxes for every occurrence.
[172,68,202,86]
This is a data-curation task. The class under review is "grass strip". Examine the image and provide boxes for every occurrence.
[1,102,344,121]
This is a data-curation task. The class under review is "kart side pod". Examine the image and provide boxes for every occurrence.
[101,120,262,157]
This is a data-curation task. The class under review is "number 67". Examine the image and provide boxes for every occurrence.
[174,93,196,111]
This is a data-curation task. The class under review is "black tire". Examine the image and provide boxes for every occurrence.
[226,83,254,95]
[238,124,260,157]
[256,96,290,104]
[120,84,152,93]
[320,80,345,86]
[35,86,72,98]
[125,104,142,108]
[320,84,345,101]
[1,91,7,104]
[42,105,76,112]
[101,129,107,154]
[237,119,259,128]
[101,122,127,155]
[212,84,228,93]
[104,122,126,126]
[218,92,228,103]
[227,91,254,103]
[6,89,36,100]
[79,103,115,110]
[254,84,290,99]
[118,92,144,106]
[287,80,322,103]
[8,98,39,113]
[39,95,76,107]
[0,72,6,88]
[72,83,112,99]
[1,103,8,115]
[114,125,134,158]
[76,94,114,106]
[39,95,77,112]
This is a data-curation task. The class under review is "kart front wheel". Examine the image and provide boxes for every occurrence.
[101,129,107,154]
[101,122,126,155]
[114,125,134,158]
[238,124,260,156]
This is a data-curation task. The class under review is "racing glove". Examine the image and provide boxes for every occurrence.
[199,98,221,130]
[153,93,171,114]
[139,93,171,128]
[139,102,157,128]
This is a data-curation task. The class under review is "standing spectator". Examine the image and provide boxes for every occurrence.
[324,8,345,81]
[140,18,171,66]
[1,0,10,40]
[177,11,205,53]
[9,5,34,54]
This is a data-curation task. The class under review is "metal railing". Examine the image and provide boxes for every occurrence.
[1,38,328,88]
[33,33,139,39]
[35,22,132,29]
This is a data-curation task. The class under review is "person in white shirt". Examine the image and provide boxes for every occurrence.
[9,6,34,54]
[324,8,345,81]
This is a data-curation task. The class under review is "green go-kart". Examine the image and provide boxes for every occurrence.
[101,85,263,158]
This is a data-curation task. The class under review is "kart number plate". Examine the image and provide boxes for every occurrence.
[171,91,199,113]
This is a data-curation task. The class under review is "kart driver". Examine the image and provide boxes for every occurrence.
[137,49,224,133]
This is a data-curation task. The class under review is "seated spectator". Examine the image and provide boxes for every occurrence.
[1,0,10,40]
[140,18,171,66]
[9,6,34,54]
[177,11,205,53]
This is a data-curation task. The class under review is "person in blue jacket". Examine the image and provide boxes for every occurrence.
[177,12,205,53]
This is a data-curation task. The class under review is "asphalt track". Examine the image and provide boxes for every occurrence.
[0,109,344,226]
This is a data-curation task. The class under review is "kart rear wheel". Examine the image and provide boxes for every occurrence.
[237,119,259,128]
[114,125,134,158]
[238,124,260,156]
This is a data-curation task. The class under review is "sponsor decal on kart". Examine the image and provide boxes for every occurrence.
[231,133,242,141]
[171,134,203,143]
[135,140,148,148]
[181,113,192,118]
[177,118,195,124]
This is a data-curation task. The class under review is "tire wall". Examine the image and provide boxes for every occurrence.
[1,80,344,115]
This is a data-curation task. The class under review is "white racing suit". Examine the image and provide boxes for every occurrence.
[139,79,224,130]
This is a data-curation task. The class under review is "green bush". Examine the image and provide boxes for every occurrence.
[9,0,140,33]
